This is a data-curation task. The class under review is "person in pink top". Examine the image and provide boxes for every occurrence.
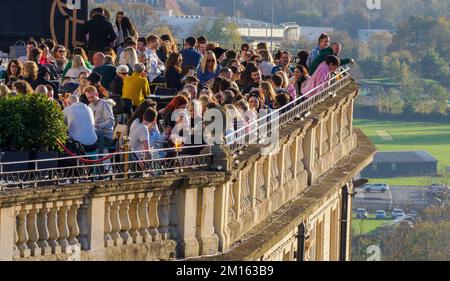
[301,55,340,99]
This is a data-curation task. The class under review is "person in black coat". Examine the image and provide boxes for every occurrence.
[84,8,117,54]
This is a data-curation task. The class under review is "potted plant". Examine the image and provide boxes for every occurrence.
[0,94,29,172]
[0,94,68,172]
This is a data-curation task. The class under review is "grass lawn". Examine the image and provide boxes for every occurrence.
[352,214,393,235]
[354,119,450,186]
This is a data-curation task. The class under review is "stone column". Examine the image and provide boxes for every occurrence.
[0,206,15,261]
[87,197,105,250]
[176,187,200,258]
[303,121,317,185]
[198,186,219,256]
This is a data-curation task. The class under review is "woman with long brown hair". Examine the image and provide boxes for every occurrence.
[165,53,183,90]
[4,59,23,86]
[259,81,276,107]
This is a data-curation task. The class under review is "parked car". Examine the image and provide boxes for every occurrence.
[375,210,386,219]
[363,183,389,193]
[355,208,368,219]
[391,209,405,219]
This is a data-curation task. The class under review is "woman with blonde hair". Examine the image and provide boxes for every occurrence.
[119,47,138,72]
[197,50,221,86]
[276,70,297,101]
[258,81,276,107]
[23,61,39,88]
[65,55,92,79]
[12,80,33,95]
[259,49,276,77]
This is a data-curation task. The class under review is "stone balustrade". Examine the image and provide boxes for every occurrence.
[0,80,362,261]
[0,174,222,261]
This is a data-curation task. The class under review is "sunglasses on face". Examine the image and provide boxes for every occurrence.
[207,59,215,63]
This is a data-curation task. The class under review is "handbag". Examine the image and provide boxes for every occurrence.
[9,41,27,58]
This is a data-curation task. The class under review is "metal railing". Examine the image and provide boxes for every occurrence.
[0,68,352,189]
[0,146,212,190]
[227,67,352,154]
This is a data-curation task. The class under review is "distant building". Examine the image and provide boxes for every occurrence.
[159,14,300,44]
[299,26,333,42]
[361,151,438,178]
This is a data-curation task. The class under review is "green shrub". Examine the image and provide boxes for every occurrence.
[0,94,67,151]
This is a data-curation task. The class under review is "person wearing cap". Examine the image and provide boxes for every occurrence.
[86,72,109,100]
[110,65,130,114]
[122,63,150,111]
[92,55,117,89]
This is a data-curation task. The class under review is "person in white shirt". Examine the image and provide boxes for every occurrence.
[145,35,166,83]
[129,108,152,160]
[64,55,92,79]
[63,95,98,152]
[85,86,115,154]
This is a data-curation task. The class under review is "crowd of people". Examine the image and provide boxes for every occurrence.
[0,7,354,162]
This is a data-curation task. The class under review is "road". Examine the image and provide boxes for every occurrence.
[353,186,428,212]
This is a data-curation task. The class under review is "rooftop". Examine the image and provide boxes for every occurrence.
[373,151,437,164]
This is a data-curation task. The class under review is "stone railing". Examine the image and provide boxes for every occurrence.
[211,81,359,252]
[0,174,222,261]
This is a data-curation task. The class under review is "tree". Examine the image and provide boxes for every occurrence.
[368,32,393,58]
[202,15,243,48]
[418,48,450,82]
[92,2,160,37]
[376,89,404,115]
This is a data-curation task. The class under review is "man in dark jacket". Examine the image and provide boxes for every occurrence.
[309,42,354,75]
[84,8,117,54]
[180,37,202,69]
[93,55,117,89]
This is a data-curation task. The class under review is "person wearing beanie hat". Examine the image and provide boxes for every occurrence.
[86,72,109,99]
[213,47,227,64]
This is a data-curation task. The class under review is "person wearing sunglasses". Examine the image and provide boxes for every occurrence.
[197,51,222,86]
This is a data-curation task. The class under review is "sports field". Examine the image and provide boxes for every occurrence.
[354,119,450,186]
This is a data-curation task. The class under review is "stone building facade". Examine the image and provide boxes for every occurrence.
[0,80,376,261]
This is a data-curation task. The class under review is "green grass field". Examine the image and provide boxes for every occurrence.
[352,214,393,235]
[354,119,450,186]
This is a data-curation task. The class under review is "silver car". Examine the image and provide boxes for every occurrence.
[364,183,389,193]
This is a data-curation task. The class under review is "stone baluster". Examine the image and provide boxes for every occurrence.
[148,191,162,241]
[12,209,19,259]
[17,208,30,258]
[110,197,123,246]
[47,203,61,254]
[158,190,172,240]
[129,195,142,244]
[104,198,113,247]
[36,204,50,256]
[169,190,179,240]
[26,205,39,256]
[77,199,89,250]
[138,193,151,243]
[119,195,132,245]
[67,200,81,248]
[57,203,71,253]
